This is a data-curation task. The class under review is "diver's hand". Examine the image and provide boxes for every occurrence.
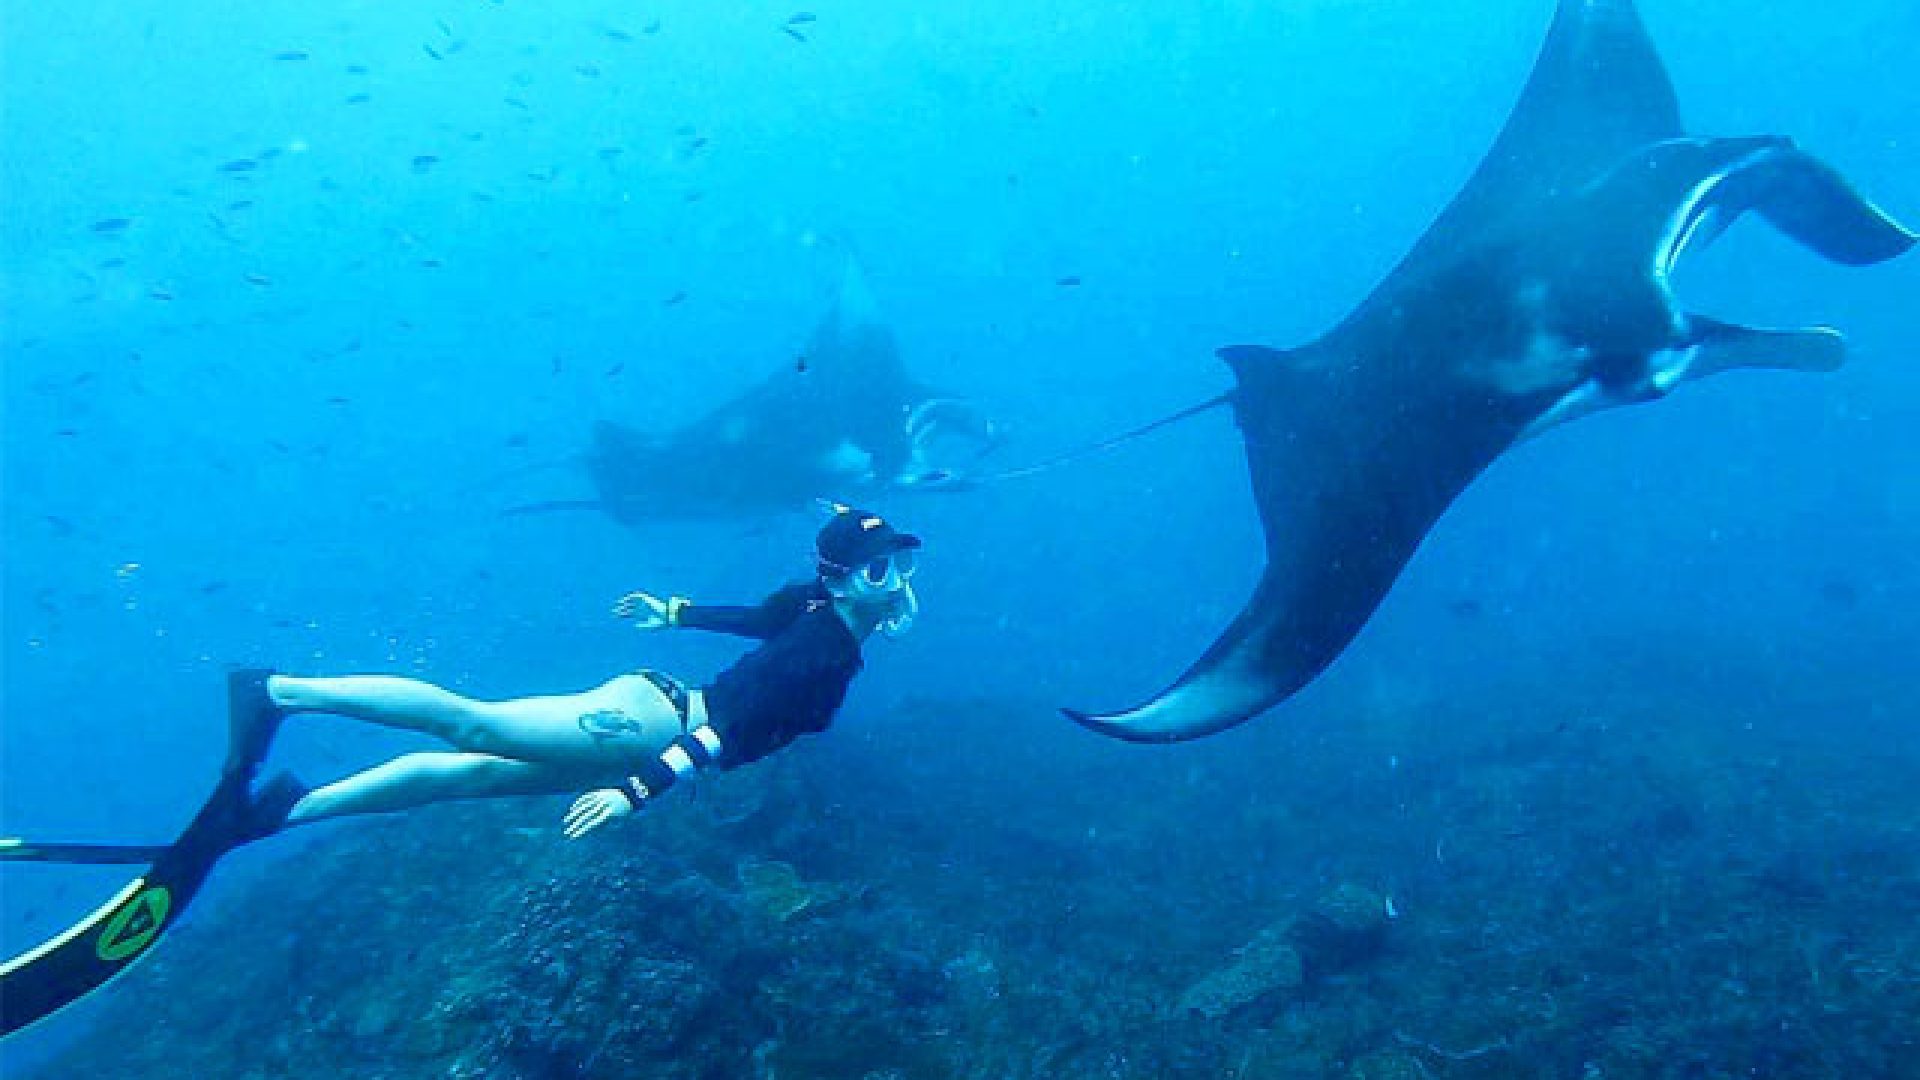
[563,788,635,839]
[613,590,674,628]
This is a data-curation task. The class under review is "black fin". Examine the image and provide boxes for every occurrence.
[240,772,311,843]
[224,668,285,778]
[0,839,172,865]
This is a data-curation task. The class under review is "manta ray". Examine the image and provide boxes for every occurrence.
[583,264,1000,524]
[1070,0,1914,741]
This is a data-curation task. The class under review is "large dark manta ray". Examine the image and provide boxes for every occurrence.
[1069,0,1915,742]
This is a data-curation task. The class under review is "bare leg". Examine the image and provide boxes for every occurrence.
[286,753,611,827]
[268,673,682,767]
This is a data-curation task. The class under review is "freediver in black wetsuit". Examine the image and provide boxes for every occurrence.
[239,504,921,836]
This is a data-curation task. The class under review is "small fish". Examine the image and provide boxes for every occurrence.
[411,154,439,173]
[436,19,454,37]
[575,64,602,78]
[56,428,80,438]
[684,136,708,152]
[44,516,75,537]
[257,145,284,162]
[97,257,126,269]
[600,25,635,42]
[781,26,807,42]
[795,355,809,373]
[504,96,530,110]
[598,146,624,160]
[504,433,529,448]
[662,291,687,306]
[243,273,272,287]
[423,43,444,61]
[1820,578,1862,611]
[643,19,662,35]
[346,63,370,75]
[199,580,229,595]
[147,287,175,301]
[684,190,705,203]
[70,371,95,386]
[345,92,372,105]
[788,12,818,25]
[219,158,259,173]
[274,50,310,62]
[91,217,132,233]
[550,355,565,375]
[605,362,626,378]
[1056,275,1082,287]
[327,396,351,406]
[227,199,255,211]
[418,258,443,268]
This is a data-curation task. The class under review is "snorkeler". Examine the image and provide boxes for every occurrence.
[240,504,920,837]
[1,507,918,1036]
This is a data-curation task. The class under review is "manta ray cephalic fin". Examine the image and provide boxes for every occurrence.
[1685,315,1846,379]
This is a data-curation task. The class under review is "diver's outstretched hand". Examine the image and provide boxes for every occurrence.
[613,590,671,628]
[563,788,635,839]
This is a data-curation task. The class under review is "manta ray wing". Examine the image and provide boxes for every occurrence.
[1067,342,1527,741]
[1354,0,1680,320]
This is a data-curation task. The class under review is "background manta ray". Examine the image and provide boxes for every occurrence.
[584,264,1000,524]
[1070,0,1915,742]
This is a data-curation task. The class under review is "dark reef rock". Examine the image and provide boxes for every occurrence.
[26,681,1920,1079]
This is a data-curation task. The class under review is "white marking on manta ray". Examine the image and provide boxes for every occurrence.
[818,440,874,479]
[1477,280,1588,397]
[1647,345,1701,394]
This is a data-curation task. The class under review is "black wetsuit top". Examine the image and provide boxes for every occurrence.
[677,580,863,768]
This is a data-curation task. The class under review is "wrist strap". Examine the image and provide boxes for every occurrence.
[619,725,723,809]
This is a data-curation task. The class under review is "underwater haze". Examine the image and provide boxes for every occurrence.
[5,0,1920,1076]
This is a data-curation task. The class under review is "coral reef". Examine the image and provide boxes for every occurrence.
[26,669,1920,1079]
[1177,883,1390,1020]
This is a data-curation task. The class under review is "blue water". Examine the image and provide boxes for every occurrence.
[4,0,1917,1070]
